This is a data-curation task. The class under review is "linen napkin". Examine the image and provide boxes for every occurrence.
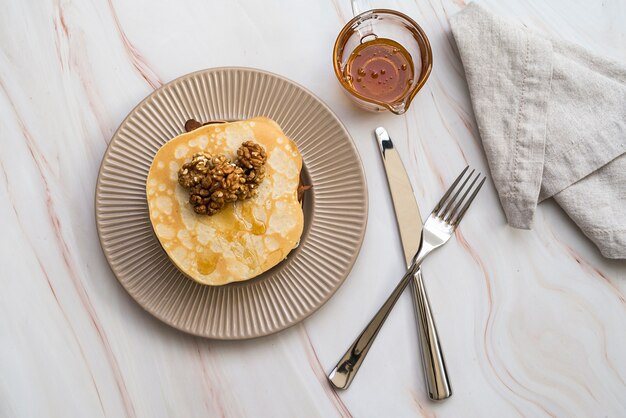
[449,2,626,259]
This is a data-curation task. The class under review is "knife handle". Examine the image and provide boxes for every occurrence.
[412,269,451,400]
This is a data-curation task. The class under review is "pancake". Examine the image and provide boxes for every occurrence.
[146,117,304,286]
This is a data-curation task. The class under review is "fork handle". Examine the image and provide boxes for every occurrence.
[412,269,452,400]
[328,262,421,389]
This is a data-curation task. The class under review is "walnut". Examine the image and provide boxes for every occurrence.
[235,141,267,199]
[237,141,267,169]
[178,152,213,189]
[177,140,268,216]
[241,163,265,183]
[211,158,246,202]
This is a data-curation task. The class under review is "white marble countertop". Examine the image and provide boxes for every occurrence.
[2,0,626,416]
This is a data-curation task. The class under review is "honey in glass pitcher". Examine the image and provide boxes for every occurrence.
[333,9,433,114]
[344,38,414,104]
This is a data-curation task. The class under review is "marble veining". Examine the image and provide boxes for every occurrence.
[1,0,625,417]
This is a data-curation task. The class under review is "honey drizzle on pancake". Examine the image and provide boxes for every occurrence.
[197,252,219,275]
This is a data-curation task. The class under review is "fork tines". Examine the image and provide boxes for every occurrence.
[432,166,485,225]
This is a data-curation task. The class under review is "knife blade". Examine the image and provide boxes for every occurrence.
[375,127,451,400]
[375,127,423,266]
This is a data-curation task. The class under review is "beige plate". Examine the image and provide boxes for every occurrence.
[95,67,368,339]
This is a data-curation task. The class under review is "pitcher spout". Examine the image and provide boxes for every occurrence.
[387,101,407,115]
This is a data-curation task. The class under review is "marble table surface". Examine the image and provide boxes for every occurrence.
[2,0,625,416]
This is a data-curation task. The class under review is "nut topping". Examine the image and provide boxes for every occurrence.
[177,141,268,215]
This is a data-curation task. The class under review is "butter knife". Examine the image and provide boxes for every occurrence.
[375,127,451,400]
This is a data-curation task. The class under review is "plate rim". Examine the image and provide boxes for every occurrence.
[95,66,368,339]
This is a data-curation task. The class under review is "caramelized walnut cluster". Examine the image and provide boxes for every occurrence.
[177,141,267,215]
[236,141,267,198]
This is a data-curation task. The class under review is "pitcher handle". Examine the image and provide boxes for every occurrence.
[351,0,376,39]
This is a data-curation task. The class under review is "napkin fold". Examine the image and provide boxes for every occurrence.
[450,2,626,259]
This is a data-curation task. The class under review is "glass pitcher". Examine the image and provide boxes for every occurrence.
[333,5,433,115]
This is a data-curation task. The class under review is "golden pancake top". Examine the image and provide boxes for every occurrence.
[146,117,304,286]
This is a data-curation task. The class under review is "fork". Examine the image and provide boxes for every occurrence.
[328,166,485,390]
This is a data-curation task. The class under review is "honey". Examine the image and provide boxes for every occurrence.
[242,204,267,236]
[344,38,414,104]
[194,201,267,275]
[197,202,267,248]
[196,252,218,275]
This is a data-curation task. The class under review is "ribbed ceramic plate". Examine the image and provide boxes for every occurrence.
[96,67,368,339]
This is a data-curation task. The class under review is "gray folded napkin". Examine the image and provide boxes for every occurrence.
[449,2,626,259]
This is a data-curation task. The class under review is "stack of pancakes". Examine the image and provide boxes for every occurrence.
[146,118,304,286]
